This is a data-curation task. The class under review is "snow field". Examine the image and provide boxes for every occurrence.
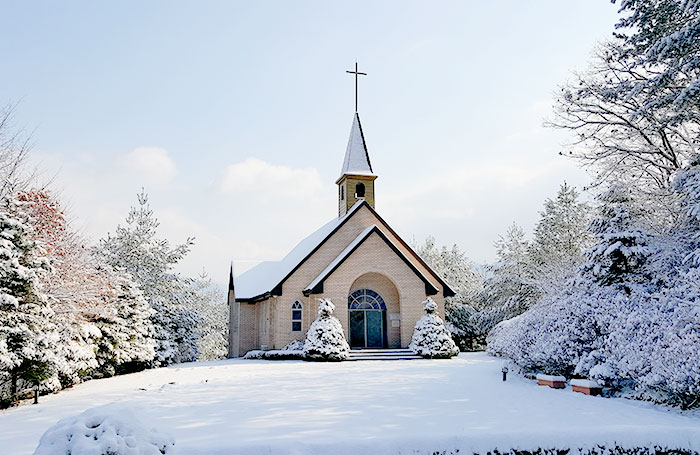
[1,352,699,455]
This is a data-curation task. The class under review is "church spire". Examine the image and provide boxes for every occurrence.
[340,112,373,177]
[337,112,377,217]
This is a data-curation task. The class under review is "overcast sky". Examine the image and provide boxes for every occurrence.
[1,1,620,287]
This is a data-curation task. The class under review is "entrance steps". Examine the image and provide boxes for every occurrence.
[347,348,422,361]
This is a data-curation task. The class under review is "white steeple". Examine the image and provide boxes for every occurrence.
[340,112,374,177]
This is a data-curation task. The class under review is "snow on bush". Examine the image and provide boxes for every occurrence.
[303,299,349,361]
[243,339,306,360]
[34,405,176,455]
[409,298,459,359]
[282,339,305,351]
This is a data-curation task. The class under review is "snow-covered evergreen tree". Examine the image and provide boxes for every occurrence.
[303,299,349,361]
[471,223,538,341]
[582,185,652,288]
[93,271,155,376]
[97,190,199,366]
[189,272,227,361]
[409,298,459,359]
[412,236,482,350]
[0,196,56,402]
[528,182,592,294]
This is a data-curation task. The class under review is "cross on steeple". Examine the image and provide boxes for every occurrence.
[346,62,367,113]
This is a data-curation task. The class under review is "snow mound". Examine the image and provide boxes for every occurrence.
[409,298,459,359]
[34,405,176,455]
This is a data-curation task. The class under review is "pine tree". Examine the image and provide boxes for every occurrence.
[93,270,155,376]
[582,185,652,288]
[97,190,199,366]
[303,299,349,361]
[528,182,592,294]
[0,196,56,402]
[189,272,227,361]
[409,298,459,359]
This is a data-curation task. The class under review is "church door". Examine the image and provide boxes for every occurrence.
[348,289,387,349]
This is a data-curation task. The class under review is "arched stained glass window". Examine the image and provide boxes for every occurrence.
[292,301,302,332]
[348,289,386,310]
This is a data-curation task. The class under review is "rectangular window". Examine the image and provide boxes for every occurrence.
[292,321,302,332]
[292,310,302,320]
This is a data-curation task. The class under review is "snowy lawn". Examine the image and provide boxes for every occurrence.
[2,352,700,455]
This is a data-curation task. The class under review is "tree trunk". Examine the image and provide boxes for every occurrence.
[10,370,17,402]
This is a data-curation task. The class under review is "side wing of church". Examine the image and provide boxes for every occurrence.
[227,112,454,357]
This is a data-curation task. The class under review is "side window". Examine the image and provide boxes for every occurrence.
[292,301,302,332]
[355,182,365,198]
[341,186,345,200]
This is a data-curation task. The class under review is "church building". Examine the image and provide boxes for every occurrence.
[227,111,454,357]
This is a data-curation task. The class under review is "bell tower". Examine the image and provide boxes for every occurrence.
[337,112,377,217]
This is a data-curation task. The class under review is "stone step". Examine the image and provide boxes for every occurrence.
[347,355,422,361]
[350,349,414,354]
[347,349,422,361]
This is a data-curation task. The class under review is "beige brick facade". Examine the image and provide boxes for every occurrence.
[229,203,448,357]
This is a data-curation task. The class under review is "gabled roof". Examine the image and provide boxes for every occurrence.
[233,201,365,301]
[340,113,374,177]
[303,225,440,296]
[233,200,455,302]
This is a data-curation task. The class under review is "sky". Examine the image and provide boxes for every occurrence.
[0,1,621,287]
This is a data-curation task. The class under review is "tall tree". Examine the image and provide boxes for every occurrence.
[0,196,56,401]
[549,1,700,202]
[528,183,592,294]
[189,272,227,361]
[97,190,199,366]
[582,185,653,288]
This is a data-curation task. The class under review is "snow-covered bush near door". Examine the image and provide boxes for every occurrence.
[303,299,349,361]
[33,405,177,455]
[409,298,459,359]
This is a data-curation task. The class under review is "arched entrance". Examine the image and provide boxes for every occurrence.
[348,288,388,349]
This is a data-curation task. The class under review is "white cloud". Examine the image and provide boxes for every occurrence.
[220,158,322,199]
[125,147,177,187]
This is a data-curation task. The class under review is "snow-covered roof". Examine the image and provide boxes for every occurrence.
[340,113,374,177]
[233,201,365,300]
[303,224,439,297]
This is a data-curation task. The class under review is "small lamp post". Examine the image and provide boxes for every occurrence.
[33,381,39,405]
[502,364,508,382]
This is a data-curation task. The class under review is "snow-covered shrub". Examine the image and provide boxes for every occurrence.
[34,405,176,455]
[303,299,349,361]
[409,298,459,359]
[488,254,700,407]
[242,350,264,359]
[283,339,305,351]
[243,339,306,360]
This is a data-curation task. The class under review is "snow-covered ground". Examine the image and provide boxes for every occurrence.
[2,352,700,455]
